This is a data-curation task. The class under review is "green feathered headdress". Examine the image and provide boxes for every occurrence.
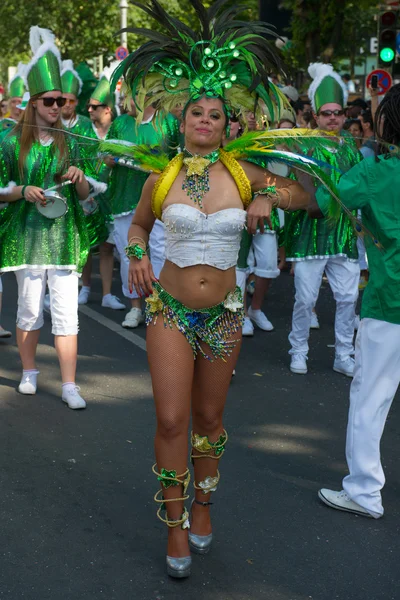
[111,0,288,127]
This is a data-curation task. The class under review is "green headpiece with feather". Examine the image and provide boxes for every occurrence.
[111,0,288,128]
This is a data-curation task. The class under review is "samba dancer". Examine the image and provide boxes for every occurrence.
[114,0,315,578]
[0,27,105,409]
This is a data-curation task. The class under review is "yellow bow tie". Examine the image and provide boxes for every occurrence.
[183,155,211,177]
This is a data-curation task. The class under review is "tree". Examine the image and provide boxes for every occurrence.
[280,0,378,74]
[0,0,259,85]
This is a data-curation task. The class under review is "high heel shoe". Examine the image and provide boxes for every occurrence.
[166,555,192,578]
[188,498,213,555]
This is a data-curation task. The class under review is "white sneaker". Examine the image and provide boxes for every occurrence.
[333,356,355,377]
[318,489,374,518]
[248,307,274,331]
[242,316,254,337]
[18,371,39,395]
[290,354,308,375]
[43,294,51,313]
[0,326,12,338]
[62,385,86,410]
[101,294,126,310]
[354,315,360,330]
[310,312,320,329]
[122,307,144,328]
[78,286,91,305]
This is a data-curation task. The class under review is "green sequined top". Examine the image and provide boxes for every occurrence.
[107,113,180,217]
[284,134,361,261]
[0,131,89,273]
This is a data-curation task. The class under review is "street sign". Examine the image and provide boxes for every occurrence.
[366,68,393,95]
[370,37,378,53]
[115,46,128,61]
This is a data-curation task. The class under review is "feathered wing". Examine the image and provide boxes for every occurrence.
[98,140,170,173]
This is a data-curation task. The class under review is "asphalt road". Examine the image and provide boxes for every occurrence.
[0,264,399,600]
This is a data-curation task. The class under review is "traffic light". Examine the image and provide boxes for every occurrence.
[378,10,397,68]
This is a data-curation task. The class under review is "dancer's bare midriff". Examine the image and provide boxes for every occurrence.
[159,261,237,309]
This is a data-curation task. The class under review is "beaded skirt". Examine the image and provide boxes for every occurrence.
[145,282,244,361]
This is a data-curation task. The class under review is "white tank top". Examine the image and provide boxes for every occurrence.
[162,203,246,270]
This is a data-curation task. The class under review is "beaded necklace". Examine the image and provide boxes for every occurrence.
[182,147,220,209]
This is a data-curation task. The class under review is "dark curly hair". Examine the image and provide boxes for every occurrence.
[375,84,400,153]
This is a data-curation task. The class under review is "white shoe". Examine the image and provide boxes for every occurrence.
[242,316,254,337]
[62,385,86,410]
[354,315,360,330]
[248,307,274,331]
[101,294,126,310]
[310,312,320,329]
[18,371,39,395]
[122,307,144,328]
[333,356,354,377]
[318,489,375,518]
[290,354,308,375]
[78,286,91,305]
[43,294,51,313]
[0,326,12,338]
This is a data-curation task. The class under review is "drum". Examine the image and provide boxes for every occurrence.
[80,197,99,216]
[36,190,68,219]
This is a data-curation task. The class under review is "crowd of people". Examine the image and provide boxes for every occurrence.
[0,0,399,580]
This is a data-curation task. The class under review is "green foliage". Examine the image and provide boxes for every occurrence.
[0,0,259,86]
[280,0,378,72]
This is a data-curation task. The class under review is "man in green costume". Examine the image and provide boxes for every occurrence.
[287,63,361,378]
[106,97,180,328]
[1,62,27,132]
[78,75,126,311]
[316,84,400,519]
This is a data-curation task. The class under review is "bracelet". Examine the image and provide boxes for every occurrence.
[127,236,147,248]
[278,187,293,211]
[125,243,148,260]
[21,185,27,198]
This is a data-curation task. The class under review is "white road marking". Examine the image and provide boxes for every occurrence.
[79,305,147,351]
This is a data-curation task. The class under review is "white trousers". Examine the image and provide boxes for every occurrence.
[343,318,400,518]
[15,268,79,336]
[113,211,166,299]
[248,231,280,279]
[289,256,359,358]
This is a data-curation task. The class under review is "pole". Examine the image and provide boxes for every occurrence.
[120,0,128,49]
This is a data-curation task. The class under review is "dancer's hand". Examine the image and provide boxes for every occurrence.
[24,185,46,205]
[246,195,274,234]
[128,254,157,297]
[103,155,116,168]
[62,166,85,184]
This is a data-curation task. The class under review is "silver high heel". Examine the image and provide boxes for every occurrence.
[166,555,192,578]
[188,498,213,555]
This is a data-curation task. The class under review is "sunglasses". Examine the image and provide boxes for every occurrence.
[62,98,77,106]
[87,103,107,110]
[230,115,239,123]
[38,97,66,107]
[319,109,345,117]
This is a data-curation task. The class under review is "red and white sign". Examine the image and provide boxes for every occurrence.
[115,46,128,61]
[366,69,393,96]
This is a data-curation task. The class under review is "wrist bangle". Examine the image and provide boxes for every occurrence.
[125,243,148,260]
[278,187,293,211]
[21,185,27,198]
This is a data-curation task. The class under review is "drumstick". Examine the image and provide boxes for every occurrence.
[45,180,73,193]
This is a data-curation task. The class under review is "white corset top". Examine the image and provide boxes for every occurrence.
[162,203,247,270]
